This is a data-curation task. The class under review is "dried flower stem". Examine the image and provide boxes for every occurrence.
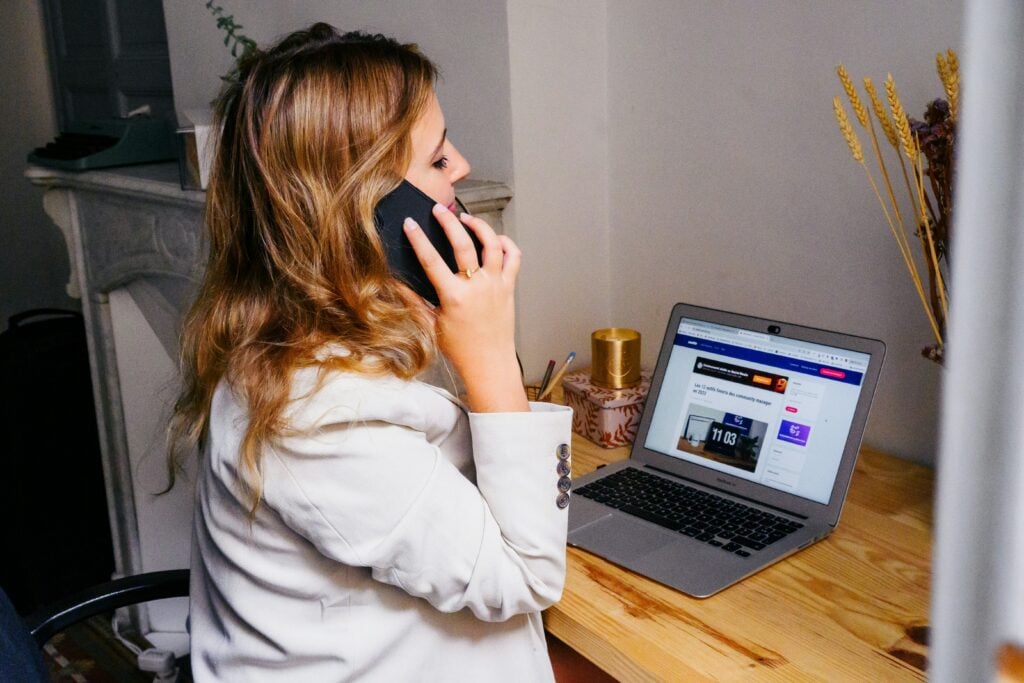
[834,56,957,356]
[866,76,926,227]
[936,53,951,97]
[834,92,943,348]
[886,75,940,236]
[833,97,862,162]
[839,69,908,234]
[857,73,934,333]
[865,161,944,346]
[915,138,949,321]
[939,49,960,121]
[837,65,869,127]
[867,74,936,236]
[887,74,917,164]
[864,77,898,148]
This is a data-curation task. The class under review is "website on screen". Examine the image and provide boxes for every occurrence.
[643,319,870,504]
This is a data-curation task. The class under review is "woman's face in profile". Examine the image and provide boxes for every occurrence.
[404,93,471,211]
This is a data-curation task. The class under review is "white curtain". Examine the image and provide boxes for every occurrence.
[931,0,1024,680]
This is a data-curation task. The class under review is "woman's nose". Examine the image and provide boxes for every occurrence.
[447,144,471,183]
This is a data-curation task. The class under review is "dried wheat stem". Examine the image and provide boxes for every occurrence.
[864,77,899,149]
[851,74,909,229]
[841,90,940,345]
[946,48,959,74]
[893,139,928,234]
[837,65,869,127]
[862,163,943,346]
[837,66,945,348]
[945,48,960,121]
[936,52,950,92]
[868,72,925,248]
[885,73,930,227]
[863,98,906,228]
[836,95,914,293]
[886,74,917,163]
[936,52,958,123]
[866,74,923,231]
[833,97,863,161]
[915,139,949,323]
[842,124,928,330]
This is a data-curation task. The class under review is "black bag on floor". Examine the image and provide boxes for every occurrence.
[0,309,114,614]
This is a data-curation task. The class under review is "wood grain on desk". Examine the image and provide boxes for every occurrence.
[545,432,934,682]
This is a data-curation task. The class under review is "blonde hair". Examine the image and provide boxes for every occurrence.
[170,24,439,510]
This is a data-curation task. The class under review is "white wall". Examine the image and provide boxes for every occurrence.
[506,0,611,381]
[0,1,76,324]
[605,1,962,463]
[161,0,513,183]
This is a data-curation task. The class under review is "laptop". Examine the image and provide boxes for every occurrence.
[568,302,885,598]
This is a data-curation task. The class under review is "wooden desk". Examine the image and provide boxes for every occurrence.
[545,432,934,681]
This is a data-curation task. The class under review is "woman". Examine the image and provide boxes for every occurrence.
[171,23,574,682]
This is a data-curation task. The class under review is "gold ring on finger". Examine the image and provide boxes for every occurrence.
[462,267,479,279]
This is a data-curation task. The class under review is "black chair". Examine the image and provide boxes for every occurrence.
[1,569,189,682]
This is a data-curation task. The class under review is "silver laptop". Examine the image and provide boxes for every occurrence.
[568,302,885,598]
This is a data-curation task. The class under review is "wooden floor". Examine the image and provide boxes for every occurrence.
[44,615,610,682]
[42,614,150,683]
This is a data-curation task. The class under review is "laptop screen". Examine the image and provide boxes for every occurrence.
[643,317,872,505]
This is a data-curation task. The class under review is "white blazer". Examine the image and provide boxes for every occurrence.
[189,359,574,682]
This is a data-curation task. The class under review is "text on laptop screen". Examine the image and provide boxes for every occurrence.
[643,318,871,504]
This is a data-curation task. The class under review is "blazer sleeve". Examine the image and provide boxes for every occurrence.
[260,374,573,622]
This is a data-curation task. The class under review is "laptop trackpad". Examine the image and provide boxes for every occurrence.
[570,515,669,560]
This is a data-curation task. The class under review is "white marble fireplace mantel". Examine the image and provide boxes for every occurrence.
[26,161,512,650]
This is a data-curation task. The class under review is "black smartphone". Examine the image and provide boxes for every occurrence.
[374,180,482,306]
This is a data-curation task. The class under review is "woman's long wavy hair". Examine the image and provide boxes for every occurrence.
[169,24,438,510]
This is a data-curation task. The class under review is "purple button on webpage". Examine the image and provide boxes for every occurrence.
[778,420,811,446]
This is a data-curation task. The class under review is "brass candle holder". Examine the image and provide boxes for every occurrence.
[591,328,641,389]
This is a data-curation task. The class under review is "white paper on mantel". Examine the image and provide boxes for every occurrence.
[183,108,217,189]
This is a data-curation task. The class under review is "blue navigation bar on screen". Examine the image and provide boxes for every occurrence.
[674,334,864,386]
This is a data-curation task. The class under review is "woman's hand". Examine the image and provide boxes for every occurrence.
[404,204,529,413]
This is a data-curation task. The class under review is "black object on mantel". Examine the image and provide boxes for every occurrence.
[0,309,114,615]
[28,117,176,171]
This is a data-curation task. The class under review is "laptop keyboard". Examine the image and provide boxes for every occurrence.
[575,468,804,558]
